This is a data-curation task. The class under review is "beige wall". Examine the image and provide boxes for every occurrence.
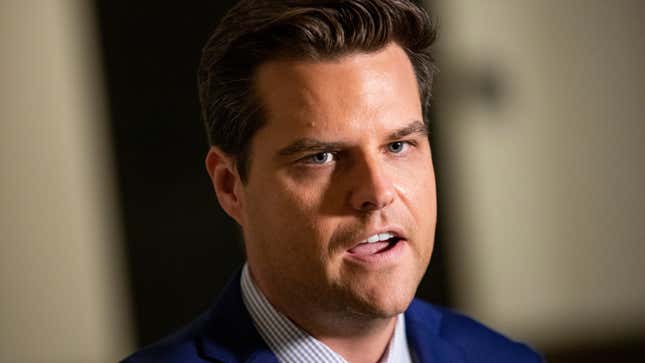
[1,1,134,362]
[434,0,645,349]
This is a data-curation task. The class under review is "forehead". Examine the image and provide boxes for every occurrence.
[253,42,421,137]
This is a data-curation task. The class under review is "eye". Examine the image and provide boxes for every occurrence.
[304,152,335,165]
[387,141,409,154]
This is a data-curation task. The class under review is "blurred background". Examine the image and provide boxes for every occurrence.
[1,0,643,362]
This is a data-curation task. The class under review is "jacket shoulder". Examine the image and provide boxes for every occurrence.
[408,299,544,363]
[120,312,210,363]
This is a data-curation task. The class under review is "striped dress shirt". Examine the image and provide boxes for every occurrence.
[240,263,413,363]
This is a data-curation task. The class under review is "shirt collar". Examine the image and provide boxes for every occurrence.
[240,263,413,363]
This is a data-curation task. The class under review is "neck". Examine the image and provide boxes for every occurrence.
[246,266,400,362]
[269,290,398,363]
[312,315,397,363]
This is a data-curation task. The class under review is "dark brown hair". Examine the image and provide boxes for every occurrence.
[198,0,438,182]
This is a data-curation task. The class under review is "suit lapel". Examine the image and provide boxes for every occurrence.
[406,299,466,363]
[197,268,279,363]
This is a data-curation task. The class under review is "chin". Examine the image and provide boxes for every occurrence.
[340,275,418,319]
[347,293,413,320]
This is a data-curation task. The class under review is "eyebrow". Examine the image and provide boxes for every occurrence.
[277,139,347,158]
[276,120,428,158]
[386,120,428,140]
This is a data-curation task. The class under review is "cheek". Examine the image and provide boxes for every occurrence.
[247,178,341,282]
[395,153,436,199]
[245,174,332,246]
[280,181,337,241]
[394,157,437,236]
[280,167,334,213]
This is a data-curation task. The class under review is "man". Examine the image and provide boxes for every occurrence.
[123,0,542,362]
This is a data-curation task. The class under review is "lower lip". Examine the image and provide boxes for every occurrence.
[344,240,407,266]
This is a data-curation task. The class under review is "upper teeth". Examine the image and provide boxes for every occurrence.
[364,232,395,243]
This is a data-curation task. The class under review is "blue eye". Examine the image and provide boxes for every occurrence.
[306,152,335,164]
[388,141,408,153]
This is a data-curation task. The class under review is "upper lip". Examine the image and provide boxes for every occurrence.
[349,226,407,249]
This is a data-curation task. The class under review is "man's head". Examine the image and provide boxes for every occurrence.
[201,0,437,326]
[199,0,437,182]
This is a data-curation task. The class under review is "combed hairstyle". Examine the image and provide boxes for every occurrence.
[198,0,438,182]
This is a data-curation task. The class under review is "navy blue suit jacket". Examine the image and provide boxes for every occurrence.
[122,270,543,363]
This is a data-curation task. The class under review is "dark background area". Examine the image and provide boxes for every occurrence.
[94,0,451,348]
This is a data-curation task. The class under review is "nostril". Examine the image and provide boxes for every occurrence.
[360,201,378,211]
[349,174,395,212]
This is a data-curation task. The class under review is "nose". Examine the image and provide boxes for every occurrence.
[349,154,395,212]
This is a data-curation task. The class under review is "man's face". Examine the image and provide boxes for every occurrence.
[238,43,436,320]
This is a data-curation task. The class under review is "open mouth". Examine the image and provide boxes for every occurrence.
[347,232,403,256]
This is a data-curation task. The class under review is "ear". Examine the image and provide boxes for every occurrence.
[205,146,245,225]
